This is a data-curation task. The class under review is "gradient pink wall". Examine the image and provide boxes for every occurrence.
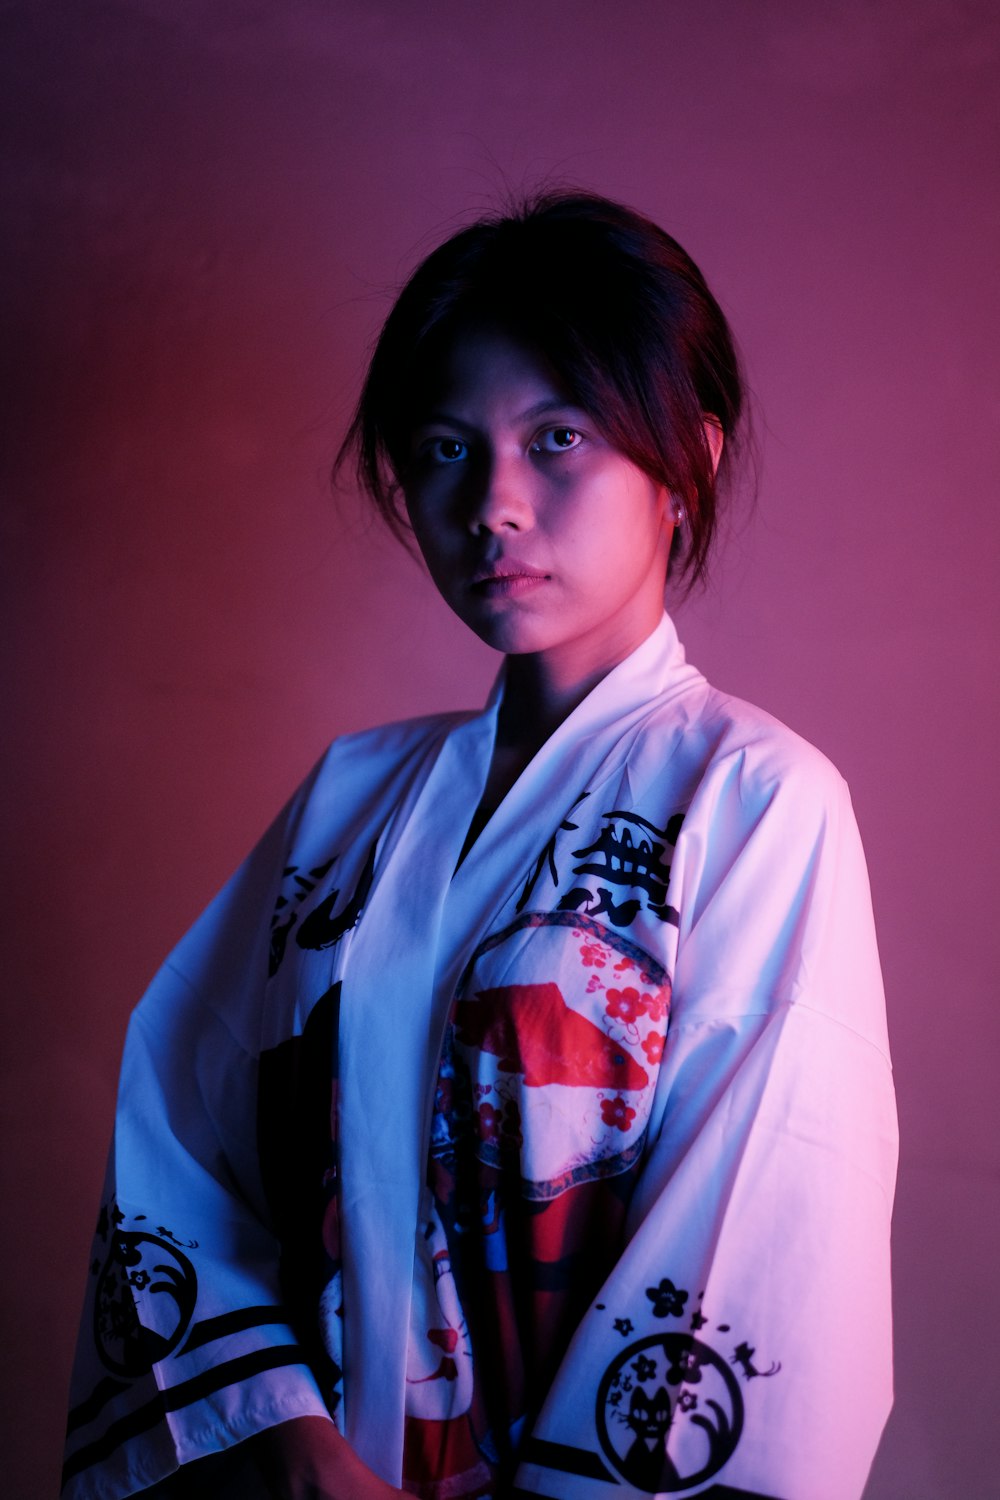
[3,4,998,1495]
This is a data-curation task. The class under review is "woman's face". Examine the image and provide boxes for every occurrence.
[402,326,674,689]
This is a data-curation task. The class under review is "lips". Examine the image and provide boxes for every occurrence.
[470,561,550,599]
[471,558,550,585]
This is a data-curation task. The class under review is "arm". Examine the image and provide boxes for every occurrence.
[515,748,897,1500]
[142,1419,403,1499]
[63,801,356,1498]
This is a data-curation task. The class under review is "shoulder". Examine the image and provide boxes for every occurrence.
[694,687,848,814]
[333,707,473,754]
[649,685,866,962]
[678,694,859,925]
[317,707,470,775]
[154,709,471,1020]
[641,675,850,830]
[294,708,473,821]
[662,685,885,1026]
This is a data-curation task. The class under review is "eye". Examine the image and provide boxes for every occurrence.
[423,437,468,464]
[533,426,583,454]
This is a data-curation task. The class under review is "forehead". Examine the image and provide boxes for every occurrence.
[412,323,579,423]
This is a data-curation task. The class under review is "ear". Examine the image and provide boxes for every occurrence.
[703,416,724,477]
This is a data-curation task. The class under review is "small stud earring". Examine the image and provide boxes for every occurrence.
[672,505,685,528]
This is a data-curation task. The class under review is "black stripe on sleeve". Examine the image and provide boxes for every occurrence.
[62,1344,308,1486]
[66,1377,131,1435]
[66,1307,293,1435]
[515,1458,778,1499]
[519,1437,619,1481]
[180,1304,291,1354]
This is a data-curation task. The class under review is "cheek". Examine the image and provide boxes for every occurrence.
[404,497,447,560]
[413,534,455,590]
[407,517,469,608]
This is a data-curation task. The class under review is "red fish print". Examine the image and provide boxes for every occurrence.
[453,983,649,1091]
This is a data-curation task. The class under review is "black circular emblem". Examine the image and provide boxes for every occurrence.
[596,1332,743,1492]
[94,1232,197,1377]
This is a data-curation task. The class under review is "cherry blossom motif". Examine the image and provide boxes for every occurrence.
[605,986,645,1024]
[641,1031,664,1065]
[678,1390,698,1412]
[601,1095,636,1132]
[580,940,609,968]
[642,985,670,1023]
[477,1103,502,1142]
[646,1278,689,1319]
[586,974,605,994]
[665,1345,704,1385]
[613,1317,634,1337]
[605,985,671,1025]
[613,954,637,974]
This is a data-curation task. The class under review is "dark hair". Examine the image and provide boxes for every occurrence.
[336,190,746,585]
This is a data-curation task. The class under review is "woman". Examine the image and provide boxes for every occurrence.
[63,193,897,1500]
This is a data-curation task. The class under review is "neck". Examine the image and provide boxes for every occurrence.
[497,625,656,753]
[491,609,665,756]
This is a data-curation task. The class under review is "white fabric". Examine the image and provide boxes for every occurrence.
[64,614,896,1499]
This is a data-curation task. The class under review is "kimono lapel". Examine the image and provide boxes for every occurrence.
[439,614,701,994]
[336,696,500,1475]
[337,614,699,1482]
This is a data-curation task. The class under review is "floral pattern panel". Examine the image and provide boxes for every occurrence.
[403,910,672,1495]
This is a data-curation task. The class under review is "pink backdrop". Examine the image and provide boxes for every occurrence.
[3,3,998,1495]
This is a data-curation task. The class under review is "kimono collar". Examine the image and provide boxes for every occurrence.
[339,610,698,1480]
[485,610,689,744]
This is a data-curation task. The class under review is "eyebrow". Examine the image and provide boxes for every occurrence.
[411,398,586,431]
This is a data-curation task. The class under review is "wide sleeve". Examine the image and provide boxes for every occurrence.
[513,743,897,1500]
[62,797,336,1500]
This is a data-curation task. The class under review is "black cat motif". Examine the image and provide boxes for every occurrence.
[621,1385,682,1490]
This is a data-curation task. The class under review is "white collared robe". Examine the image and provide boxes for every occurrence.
[63,616,897,1500]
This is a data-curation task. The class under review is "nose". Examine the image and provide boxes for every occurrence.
[466,450,535,535]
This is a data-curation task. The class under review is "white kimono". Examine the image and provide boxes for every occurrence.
[63,615,897,1500]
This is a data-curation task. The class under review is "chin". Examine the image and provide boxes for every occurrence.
[453,608,552,658]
